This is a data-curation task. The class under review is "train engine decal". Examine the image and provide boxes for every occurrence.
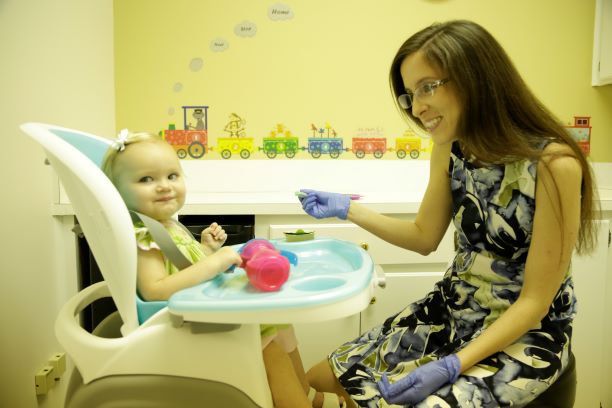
[163,105,209,159]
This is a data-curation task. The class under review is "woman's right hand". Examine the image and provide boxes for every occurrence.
[298,189,350,219]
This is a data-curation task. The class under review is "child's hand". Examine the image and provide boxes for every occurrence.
[200,222,227,254]
[208,246,242,273]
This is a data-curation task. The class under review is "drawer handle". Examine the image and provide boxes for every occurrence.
[374,265,386,289]
[360,242,369,250]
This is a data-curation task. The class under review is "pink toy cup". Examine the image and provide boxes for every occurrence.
[239,239,275,264]
[239,239,291,291]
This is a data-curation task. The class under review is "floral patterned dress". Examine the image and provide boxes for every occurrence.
[328,141,576,407]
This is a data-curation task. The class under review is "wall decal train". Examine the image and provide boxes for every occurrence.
[161,105,431,160]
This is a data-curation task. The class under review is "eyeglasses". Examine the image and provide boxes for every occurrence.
[397,78,450,110]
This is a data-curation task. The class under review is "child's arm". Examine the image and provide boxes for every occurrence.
[137,246,242,301]
[200,222,227,255]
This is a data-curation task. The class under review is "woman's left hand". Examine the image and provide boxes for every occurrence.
[377,354,461,405]
[201,222,227,253]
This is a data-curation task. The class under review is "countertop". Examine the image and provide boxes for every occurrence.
[51,160,612,216]
[52,188,612,216]
[180,191,426,215]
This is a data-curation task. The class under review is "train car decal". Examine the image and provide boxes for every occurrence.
[564,115,591,156]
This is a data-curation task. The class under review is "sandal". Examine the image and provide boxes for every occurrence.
[307,386,347,408]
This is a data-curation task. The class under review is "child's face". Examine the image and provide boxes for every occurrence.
[113,141,186,221]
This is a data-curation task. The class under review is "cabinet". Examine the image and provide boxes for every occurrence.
[572,220,610,408]
[260,214,454,369]
[359,271,444,334]
[604,224,612,408]
[259,215,612,406]
[593,0,612,85]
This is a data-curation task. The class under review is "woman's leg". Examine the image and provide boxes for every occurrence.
[263,341,311,408]
[264,326,348,407]
[290,349,348,408]
[307,359,355,408]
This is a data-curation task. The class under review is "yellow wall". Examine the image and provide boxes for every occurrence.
[114,0,612,161]
[1,0,115,406]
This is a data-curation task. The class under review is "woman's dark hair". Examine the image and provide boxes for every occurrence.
[389,19,598,254]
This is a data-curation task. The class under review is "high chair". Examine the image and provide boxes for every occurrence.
[21,122,376,407]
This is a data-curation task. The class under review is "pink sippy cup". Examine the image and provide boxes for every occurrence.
[239,239,291,291]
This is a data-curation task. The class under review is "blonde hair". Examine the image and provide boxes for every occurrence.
[101,131,165,184]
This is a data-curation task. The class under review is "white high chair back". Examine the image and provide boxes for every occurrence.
[21,122,272,407]
[21,123,140,334]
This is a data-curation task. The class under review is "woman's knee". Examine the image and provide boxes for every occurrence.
[306,360,335,389]
[306,360,331,379]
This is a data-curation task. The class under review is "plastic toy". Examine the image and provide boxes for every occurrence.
[284,229,315,242]
[237,239,297,292]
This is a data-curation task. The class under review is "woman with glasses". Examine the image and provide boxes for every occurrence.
[298,20,598,407]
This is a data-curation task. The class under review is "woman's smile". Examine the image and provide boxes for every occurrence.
[422,116,442,132]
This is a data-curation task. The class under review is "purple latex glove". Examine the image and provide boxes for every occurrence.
[377,354,461,405]
[298,189,350,220]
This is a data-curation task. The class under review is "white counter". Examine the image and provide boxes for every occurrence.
[181,191,426,215]
[52,160,612,216]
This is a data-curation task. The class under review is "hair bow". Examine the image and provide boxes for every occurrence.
[112,128,129,152]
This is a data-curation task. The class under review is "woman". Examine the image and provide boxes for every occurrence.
[299,20,598,407]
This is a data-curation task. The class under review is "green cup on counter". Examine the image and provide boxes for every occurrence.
[284,229,315,242]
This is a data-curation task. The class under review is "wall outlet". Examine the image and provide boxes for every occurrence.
[34,365,55,395]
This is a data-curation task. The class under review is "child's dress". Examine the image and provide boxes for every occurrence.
[328,141,576,407]
[135,220,297,353]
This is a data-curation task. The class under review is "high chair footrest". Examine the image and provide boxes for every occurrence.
[66,368,263,408]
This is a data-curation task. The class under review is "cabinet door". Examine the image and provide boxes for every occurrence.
[604,222,612,408]
[360,271,445,334]
[294,272,446,371]
[571,220,610,408]
[270,220,453,370]
[293,315,360,371]
[593,0,612,85]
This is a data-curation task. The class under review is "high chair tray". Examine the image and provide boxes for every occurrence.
[167,238,374,324]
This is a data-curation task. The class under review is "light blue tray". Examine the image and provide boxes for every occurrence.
[168,238,373,314]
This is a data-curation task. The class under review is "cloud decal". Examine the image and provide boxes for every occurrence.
[234,20,257,37]
[189,57,204,72]
[210,37,229,52]
[268,3,294,21]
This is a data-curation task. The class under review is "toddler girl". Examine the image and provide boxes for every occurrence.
[101,131,344,408]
